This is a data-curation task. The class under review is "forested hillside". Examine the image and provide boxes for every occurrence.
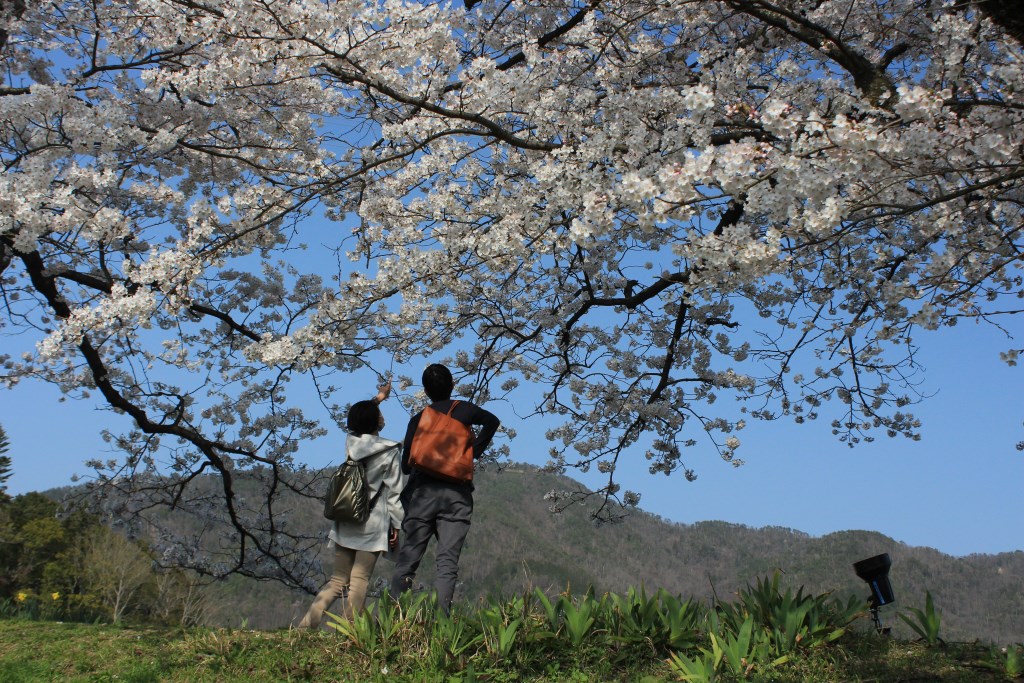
[10,464,1018,642]
[203,464,1023,643]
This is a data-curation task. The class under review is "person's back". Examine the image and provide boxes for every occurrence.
[298,384,404,628]
[390,364,500,612]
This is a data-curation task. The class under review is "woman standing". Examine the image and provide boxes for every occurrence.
[298,382,405,627]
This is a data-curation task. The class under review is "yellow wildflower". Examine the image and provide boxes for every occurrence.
[52,592,60,601]
[16,592,27,602]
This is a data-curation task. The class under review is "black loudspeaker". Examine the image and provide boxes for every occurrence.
[853,553,895,606]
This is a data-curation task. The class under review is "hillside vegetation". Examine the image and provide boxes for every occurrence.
[2,589,1021,683]
[5,463,1024,682]
[207,464,1023,644]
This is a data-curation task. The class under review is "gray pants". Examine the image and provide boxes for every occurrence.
[390,477,473,612]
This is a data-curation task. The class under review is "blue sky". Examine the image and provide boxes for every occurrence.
[2,308,1021,557]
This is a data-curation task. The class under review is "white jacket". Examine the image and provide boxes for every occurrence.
[328,433,406,552]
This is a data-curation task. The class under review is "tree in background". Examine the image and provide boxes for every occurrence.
[79,525,155,624]
[147,567,212,627]
[0,424,11,501]
[0,424,13,598]
[1,0,1021,585]
[0,487,212,623]
[0,492,62,599]
[0,490,106,621]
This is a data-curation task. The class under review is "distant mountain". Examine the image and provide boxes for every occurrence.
[437,464,1024,644]
[57,463,1024,643]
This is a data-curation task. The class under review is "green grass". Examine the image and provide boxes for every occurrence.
[0,618,1015,683]
[1,579,1017,682]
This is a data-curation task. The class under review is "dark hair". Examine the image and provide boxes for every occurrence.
[347,400,381,435]
[422,364,454,401]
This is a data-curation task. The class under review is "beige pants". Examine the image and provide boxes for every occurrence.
[298,545,381,628]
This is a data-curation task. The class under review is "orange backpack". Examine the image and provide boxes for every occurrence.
[408,401,475,483]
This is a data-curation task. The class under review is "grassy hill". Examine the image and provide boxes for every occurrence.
[2,610,1020,683]
[206,463,1023,644]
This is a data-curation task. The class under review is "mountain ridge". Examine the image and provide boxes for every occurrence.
[48,462,1024,643]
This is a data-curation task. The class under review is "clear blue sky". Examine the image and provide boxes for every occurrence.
[2,310,1021,557]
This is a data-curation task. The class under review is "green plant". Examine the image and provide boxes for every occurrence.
[987,643,1024,680]
[427,611,484,670]
[899,590,943,646]
[718,572,862,658]
[0,601,1018,682]
[533,587,566,634]
[709,614,773,677]
[395,587,439,625]
[1,589,69,622]
[1008,645,1024,679]
[610,589,659,634]
[186,628,252,666]
[477,596,524,660]
[666,649,718,683]
[372,591,404,648]
[606,586,705,657]
[561,592,600,648]
[609,585,663,644]
[482,615,522,659]
[324,608,378,653]
[657,590,705,652]
[809,594,865,644]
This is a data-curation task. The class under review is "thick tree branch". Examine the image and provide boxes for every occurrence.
[36,260,264,343]
[726,0,896,104]
[978,0,1024,45]
[0,0,26,51]
[12,245,309,585]
[324,65,559,152]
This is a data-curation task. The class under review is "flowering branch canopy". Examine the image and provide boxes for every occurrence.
[1,0,1021,584]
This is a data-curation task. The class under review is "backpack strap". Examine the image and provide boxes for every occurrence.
[367,483,385,513]
[357,443,398,514]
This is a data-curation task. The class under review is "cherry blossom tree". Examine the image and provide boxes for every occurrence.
[1,0,1021,585]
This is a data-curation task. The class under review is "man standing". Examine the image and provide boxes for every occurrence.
[390,364,500,613]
